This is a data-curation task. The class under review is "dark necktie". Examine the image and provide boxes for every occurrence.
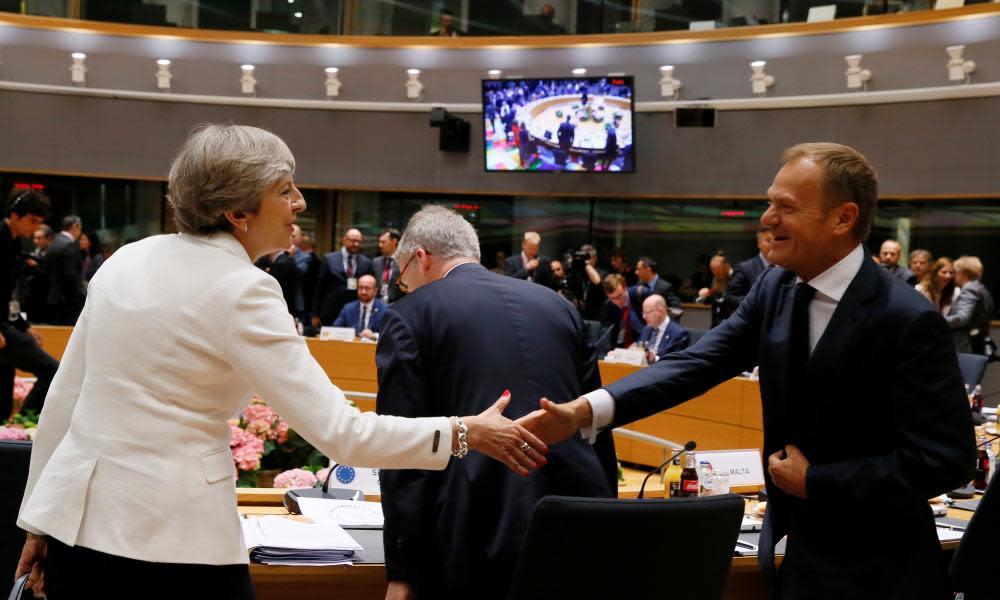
[789,282,816,388]
[621,305,634,347]
[359,305,368,332]
[383,259,392,286]
[347,255,355,278]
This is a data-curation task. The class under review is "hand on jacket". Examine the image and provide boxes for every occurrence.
[768,444,810,499]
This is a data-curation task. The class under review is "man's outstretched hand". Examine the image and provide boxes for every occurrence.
[517,397,594,446]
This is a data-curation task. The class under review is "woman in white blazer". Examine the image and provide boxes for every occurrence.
[14,125,547,598]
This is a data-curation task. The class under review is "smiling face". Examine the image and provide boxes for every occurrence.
[342,229,363,255]
[761,158,859,282]
[246,174,305,257]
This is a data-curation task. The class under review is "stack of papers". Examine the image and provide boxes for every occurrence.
[241,516,363,566]
[295,497,385,529]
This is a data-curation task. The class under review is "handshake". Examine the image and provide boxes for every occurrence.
[469,392,595,476]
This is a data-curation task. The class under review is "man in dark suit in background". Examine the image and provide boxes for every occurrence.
[377,206,616,600]
[724,225,773,309]
[634,256,683,317]
[521,143,975,599]
[556,115,575,166]
[637,294,690,362]
[372,228,402,305]
[294,230,320,324]
[504,231,549,284]
[254,245,302,319]
[44,215,86,325]
[601,273,644,349]
[332,274,385,340]
[311,227,373,327]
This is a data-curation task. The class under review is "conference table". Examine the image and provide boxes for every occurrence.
[26,326,978,598]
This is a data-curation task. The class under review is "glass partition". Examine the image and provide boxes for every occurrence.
[3,0,959,36]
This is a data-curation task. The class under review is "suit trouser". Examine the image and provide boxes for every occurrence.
[45,537,256,600]
[0,325,59,416]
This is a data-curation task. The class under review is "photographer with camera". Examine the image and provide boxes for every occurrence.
[566,244,605,320]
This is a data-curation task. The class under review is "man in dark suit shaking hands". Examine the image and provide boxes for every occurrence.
[377,206,616,600]
[520,143,975,599]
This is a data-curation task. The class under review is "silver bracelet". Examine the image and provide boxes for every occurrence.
[451,417,469,458]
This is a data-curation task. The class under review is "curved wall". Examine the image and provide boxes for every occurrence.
[0,9,998,196]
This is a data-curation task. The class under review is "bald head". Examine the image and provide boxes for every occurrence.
[342,228,363,255]
[880,240,901,267]
[642,294,668,328]
[357,274,377,303]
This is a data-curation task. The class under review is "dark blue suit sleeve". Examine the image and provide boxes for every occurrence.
[332,305,350,328]
[606,273,764,427]
[806,310,976,504]
[313,258,332,320]
[375,310,436,583]
[723,265,753,310]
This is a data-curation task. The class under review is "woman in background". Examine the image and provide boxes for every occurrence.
[917,257,960,315]
[78,230,104,283]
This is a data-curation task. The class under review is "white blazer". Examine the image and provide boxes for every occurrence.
[18,233,452,565]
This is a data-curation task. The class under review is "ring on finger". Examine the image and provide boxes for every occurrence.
[519,442,530,452]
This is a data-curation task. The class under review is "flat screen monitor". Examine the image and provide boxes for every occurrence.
[482,76,635,173]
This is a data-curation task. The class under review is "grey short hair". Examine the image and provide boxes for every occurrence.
[397,205,480,264]
[167,124,295,235]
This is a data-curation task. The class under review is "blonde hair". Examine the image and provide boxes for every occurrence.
[523,231,541,245]
[954,256,983,280]
[782,142,878,241]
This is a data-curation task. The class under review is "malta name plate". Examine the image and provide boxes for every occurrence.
[695,449,765,488]
[319,326,357,342]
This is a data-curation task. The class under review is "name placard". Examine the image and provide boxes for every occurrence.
[695,449,765,488]
[319,326,357,342]
[325,464,381,496]
[604,348,646,366]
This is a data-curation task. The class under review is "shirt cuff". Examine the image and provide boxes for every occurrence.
[580,389,615,445]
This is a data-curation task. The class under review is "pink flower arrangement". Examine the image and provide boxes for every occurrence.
[273,468,318,489]
[0,426,30,441]
[240,398,289,444]
[12,377,34,408]
[315,466,332,483]
[230,422,265,472]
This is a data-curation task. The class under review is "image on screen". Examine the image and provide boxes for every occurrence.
[483,76,635,173]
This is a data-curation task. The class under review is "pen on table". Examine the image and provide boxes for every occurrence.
[735,540,758,550]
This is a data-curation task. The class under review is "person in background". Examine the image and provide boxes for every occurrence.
[609,247,638,286]
[254,239,302,320]
[634,256,683,316]
[0,189,59,420]
[505,231,548,283]
[44,215,86,325]
[909,249,933,286]
[294,229,319,325]
[491,250,507,274]
[602,273,644,348]
[333,274,384,341]
[14,124,543,600]
[636,294,690,363]
[79,231,104,284]
[20,225,54,324]
[430,8,460,36]
[566,244,605,321]
[373,228,402,304]
[678,254,713,301]
[697,252,735,328]
[879,239,914,283]
[946,256,995,355]
[377,206,613,600]
[312,228,373,327]
[916,257,959,315]
[726,226,773,309]
[520,142,974,600]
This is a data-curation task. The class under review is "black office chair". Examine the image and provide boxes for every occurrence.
[950,473,1000,599]
[957,352,989,389]
[0,441,32,585]
[507,494,744,600]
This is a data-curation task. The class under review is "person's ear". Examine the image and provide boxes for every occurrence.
[224,210,249,233]
[832,202,859,237]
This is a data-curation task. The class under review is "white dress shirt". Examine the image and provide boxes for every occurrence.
[582,244,866,443]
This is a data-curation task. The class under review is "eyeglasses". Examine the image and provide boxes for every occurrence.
[396,250,430,294]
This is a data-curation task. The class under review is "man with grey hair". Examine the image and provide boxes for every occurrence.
[378,205,616,600]
[44,214,86,324]
[504,230,549,283]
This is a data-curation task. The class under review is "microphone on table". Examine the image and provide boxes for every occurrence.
[637,440,696,500]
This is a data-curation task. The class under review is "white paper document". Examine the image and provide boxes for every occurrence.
[241,515,362,565]
[295,497,385,529]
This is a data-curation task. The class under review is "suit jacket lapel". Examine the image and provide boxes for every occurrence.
[800,258,881,390]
